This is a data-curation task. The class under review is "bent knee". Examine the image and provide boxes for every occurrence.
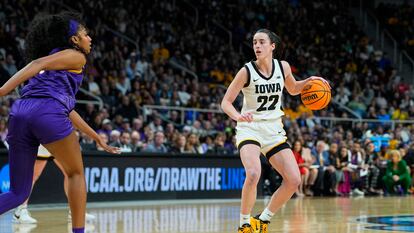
[65,169,84,178]
[245,168,261,184]
[286,175,301,190]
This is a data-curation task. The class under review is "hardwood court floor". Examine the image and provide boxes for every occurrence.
[1,196,413,233]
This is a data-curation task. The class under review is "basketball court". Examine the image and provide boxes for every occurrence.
[1,196,413,233]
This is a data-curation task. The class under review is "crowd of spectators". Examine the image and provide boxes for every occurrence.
[376,2,414,56]
[0,0,414,194]
[288,135,414,196]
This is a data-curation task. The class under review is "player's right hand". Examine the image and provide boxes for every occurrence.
[236,112,253,122]
[97,138,121,154]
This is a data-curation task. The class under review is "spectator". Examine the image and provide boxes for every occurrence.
[326,143,339,195]
[86,76,101,95]
[131,118,145,139]
[164,123,176,144]
[115,70,131,95]
[130,130,143,152]
[383,150,412,194]
[310,141,332,195]
[148,116,164,132]
[0,52,10,86]
[364,142,382,195]
[98,119,113,138]
[79,133,97,151]
[292,140,311,197]
[110,131,133,153]
[201,135,215,153]
[120,118,131,133]
[116,96,137,121]
[349,142,366,196]
[185,133,203,154]
[100,84,117,108]
[170,134,188,154]
[335,147,353,195]
[3,54,17,76]
[207,133,230,155]
[144,131,168,153]
[110,130,121,144]
[225,135,238,154]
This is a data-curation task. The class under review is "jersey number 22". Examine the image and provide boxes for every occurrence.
[256,95,279,112]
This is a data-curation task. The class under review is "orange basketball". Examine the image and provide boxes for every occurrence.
[300,79,331,110]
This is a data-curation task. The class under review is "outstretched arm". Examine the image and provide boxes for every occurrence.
[221,67,253,122]
[282,60,330,96]
[0,49,86,96]
[69,110,120,154]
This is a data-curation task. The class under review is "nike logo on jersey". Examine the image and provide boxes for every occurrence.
[253,78,259,82]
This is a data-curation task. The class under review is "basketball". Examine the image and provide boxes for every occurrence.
[300,79,331,110]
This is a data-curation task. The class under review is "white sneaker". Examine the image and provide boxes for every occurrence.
[13,207,37,224]
[68,211,96,222]
[351,188,365,196]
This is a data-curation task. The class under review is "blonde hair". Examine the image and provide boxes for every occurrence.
[389,150,401,160]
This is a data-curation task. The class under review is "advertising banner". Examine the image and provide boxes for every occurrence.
[0,151,248,204]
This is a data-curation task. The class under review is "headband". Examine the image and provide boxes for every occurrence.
[68,19,79,38]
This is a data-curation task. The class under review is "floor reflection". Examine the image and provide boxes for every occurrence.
[91,204,238,233]
[1,196,413,233]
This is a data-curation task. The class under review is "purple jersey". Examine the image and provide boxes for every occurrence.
[20,48,83,111]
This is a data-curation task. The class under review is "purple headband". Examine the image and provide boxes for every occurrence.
[68,19,79,38]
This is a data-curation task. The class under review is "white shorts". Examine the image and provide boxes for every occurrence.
[37,144,52,160]
[235,118,290,158]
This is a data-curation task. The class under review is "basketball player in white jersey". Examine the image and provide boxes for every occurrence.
[221,29,330,233]
[13,145,96,224]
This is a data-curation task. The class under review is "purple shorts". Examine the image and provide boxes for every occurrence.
[7,98,74,146]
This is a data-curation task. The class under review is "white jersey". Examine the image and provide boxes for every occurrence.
[241,59,285,121]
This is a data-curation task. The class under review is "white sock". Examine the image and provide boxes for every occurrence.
[240,213,251,227]
[259,208,274,222]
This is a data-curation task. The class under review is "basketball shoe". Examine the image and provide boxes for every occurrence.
[238,223,254,233]
[250,215,269,233]
[13,205,37,224]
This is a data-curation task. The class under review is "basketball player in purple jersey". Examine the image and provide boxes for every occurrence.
[0,12,120,233]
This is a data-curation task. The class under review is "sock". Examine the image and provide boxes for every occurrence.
[259,208,274,222]
[73,228,84,233]
[240,213,250,227]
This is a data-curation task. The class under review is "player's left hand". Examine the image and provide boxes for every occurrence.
[309,76,331,89]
